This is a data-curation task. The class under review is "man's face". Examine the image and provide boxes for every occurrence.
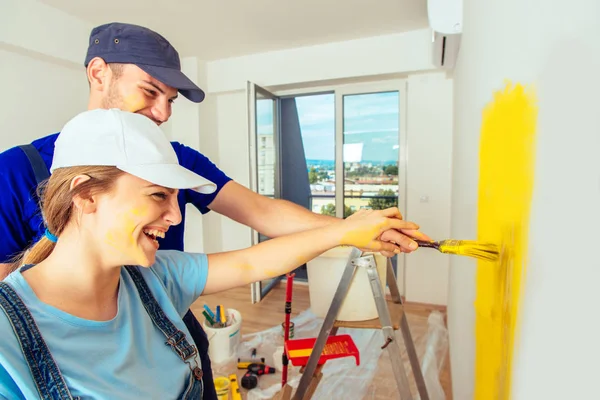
[102,64,179,126]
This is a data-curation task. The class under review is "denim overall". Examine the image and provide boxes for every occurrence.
[0,265,204,399]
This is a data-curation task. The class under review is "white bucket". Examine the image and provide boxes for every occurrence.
[306,247,387,321]
[203,308,242,365]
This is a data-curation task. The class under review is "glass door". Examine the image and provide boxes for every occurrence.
[335,82,407,293]
[247,81,284,303]
[249,80,408,298]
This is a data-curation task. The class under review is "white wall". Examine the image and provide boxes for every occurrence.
[0,0,92,151]
[200,32,453,306]
[405,73,453,305]
[449,0,600,399]
[206,29,435,93]
[197,89,223,254]
[0,49,89,149]
[1,0,91,65]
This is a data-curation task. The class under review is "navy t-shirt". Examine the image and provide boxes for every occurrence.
[0,133,232,263]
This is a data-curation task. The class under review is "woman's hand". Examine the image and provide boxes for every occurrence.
[336,207,420,253]
[204,206,421,295]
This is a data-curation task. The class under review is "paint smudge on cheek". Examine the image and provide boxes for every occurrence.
[104,206,150,266]
[122,93,146,113]
[474,81,538,400]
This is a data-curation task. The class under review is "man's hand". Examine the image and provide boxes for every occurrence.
[209,181,432,257]
[377,228,432,257]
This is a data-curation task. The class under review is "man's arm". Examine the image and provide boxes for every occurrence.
[209,181,428,253]
[209,181,338,237]
[175,144,429,253]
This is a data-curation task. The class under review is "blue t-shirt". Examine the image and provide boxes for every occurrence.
[0,133,232,263]
[0,250,209,400]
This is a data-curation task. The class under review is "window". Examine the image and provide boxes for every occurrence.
[295,94,336,217]
[343,92,400,216]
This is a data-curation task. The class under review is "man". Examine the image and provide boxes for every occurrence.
[0,22,425,398]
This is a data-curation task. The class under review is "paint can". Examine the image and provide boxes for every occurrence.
[204,308,242,365]
[213,375,230,400]
[306,247,387,321]
[273,346,285,371]
[281,321,295,339]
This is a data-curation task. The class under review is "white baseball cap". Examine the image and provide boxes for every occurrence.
[51,109,217,194]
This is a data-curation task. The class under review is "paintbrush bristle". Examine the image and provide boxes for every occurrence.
[437,240,499,262]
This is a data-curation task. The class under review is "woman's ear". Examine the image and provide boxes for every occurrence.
[70,175,91,191]
[71,175,96,214]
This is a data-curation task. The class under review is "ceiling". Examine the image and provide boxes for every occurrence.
[40,0,429,60]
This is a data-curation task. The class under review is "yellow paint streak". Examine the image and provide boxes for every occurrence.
[339,223,385,250]
[474,82,538,399]
[105,206,149,266]
[236,264,280,281]
[237,264,254,272]
[122,93,146,113]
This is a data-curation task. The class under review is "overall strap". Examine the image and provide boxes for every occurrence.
[124,266,203,381]
[0,282,74,400]
[19,144,50,184]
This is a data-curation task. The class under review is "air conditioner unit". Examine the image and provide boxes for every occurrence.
[428,0,463,69]
[432,31,461,69]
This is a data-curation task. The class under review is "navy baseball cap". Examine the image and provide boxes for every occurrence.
[84,22,205,103]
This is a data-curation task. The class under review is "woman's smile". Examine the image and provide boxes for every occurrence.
[141,227,167,250]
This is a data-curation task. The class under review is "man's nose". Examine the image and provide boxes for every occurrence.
[150,100,172,125]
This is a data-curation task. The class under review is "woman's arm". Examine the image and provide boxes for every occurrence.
[202,207,418,295]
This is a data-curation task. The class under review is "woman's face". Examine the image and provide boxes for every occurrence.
[90,173,181,267]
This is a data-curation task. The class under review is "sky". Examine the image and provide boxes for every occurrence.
[257,91,400,163]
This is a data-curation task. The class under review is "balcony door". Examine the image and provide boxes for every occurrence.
[247,82,283,303]
[336,84,407,290]
[247,80,408,301]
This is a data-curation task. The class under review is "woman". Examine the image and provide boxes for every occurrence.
[0,109,422,400]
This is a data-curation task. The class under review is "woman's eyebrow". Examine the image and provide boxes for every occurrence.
[145,184,175,194]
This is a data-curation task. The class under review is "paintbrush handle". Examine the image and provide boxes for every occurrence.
[414,240,439,249]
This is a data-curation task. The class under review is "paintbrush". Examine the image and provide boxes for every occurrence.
[415,239,499,262]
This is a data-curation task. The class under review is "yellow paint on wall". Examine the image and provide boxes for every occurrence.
[474,82,538,399]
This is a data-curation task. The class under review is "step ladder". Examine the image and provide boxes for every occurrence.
[290,247,430,400]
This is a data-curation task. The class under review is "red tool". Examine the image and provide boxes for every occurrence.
[281,272,295,387]
[284,334,360,367]
[241,363,276,390]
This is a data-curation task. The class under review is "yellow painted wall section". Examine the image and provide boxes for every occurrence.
[474,82,538,399]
